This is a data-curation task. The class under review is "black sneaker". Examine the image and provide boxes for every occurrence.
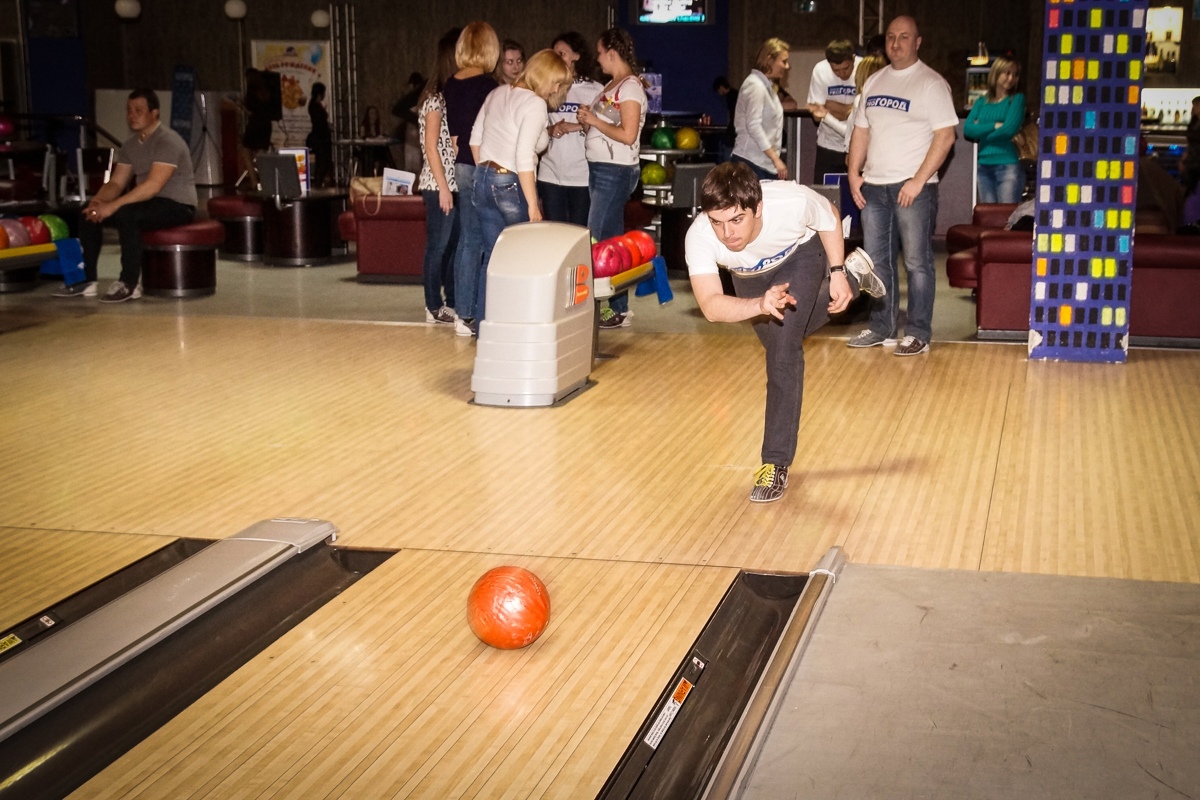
[749,464,788,503]
[99,281,142,303]
[599,308,632,329]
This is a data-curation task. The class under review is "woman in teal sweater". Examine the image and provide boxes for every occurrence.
[965,57,1026,204]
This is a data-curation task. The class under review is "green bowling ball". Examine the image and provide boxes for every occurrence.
[38,214,69,241]
[649,127,676,149]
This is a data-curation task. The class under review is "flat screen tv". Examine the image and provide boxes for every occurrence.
[636,0,712,24]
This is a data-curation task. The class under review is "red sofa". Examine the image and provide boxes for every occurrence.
[972,230,1200,342]
[343,195,426,282]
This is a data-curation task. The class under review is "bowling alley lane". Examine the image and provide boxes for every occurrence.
[68,550,738,800]
[0,528,176,631]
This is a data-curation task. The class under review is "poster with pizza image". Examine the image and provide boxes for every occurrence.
[251,40,331,148]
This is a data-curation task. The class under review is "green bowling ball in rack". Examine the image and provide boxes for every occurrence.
[38,214,69,241]
[649,126,676,150]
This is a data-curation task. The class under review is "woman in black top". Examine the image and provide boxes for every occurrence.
[306,82,333,188]
[442,21,499,335]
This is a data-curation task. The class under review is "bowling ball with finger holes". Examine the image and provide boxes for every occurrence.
[467,566,551,650]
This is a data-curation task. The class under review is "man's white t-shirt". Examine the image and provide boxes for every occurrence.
[584,76,647,166]
[855,59,958,185]
[538,79,603,186]
[685,181,839,277]
[807,57,861,153]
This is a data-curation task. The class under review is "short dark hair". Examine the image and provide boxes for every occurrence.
[825,39,855,63]
[128,88,159,112]
[699,162,763,213]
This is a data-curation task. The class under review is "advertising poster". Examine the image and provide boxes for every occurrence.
[251,40,331,148]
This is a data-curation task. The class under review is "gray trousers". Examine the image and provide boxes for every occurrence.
[731,238,835,468]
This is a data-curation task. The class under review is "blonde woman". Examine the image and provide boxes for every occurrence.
[469,49,572,329]
[964,56,1025,203]
[444,21,499,335]
[733,38,790,180]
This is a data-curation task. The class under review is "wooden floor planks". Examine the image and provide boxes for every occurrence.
[2,312,1199,798]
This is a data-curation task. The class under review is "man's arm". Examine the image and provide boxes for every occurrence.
[897,125,956,208]
[690,273,794,323]
[822,99,853,121]
[86,163,133,207]
[847,125,870,210]
[89,162,177,222]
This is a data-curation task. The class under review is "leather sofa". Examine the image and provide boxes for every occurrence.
[345,195,426,282]
[946,207,1200,342]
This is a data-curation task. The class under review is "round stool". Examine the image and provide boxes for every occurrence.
[207,195,264,261]
[142,220,224,298]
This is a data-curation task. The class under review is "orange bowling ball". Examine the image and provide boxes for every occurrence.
[467,566,551,649]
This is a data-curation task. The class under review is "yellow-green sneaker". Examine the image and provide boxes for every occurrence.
[749,463,788,503]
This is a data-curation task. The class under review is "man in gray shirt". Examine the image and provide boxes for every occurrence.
[54,88,197,302]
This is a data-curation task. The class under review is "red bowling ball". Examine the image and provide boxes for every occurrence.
[19,216,51,245]
[466,566,551,650]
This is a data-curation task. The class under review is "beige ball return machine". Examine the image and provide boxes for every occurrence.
[471,222,595,407]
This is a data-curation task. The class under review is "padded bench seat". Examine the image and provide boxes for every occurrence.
[142,219,224,298]
[207,194,264,261]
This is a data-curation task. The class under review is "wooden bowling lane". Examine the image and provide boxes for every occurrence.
[0,527,175,631]
[4,315,1200,584]
[69,550,738,799]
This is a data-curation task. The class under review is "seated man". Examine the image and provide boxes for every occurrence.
[54,88,197,302]
[686,162,885,502]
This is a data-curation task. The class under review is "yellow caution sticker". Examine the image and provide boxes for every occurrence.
[0,633,21,653]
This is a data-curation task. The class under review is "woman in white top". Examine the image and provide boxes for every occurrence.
[538,32,604,226]
[469,49,571,329]
[576,27,646,328]
[733,38,790,180]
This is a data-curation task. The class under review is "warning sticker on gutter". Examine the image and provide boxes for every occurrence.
[643,677,693,750]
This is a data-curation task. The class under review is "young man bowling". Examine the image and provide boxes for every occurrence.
[685,162,885,502]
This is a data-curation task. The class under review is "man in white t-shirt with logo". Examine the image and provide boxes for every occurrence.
[686,162,886,503]
[806,39,860,183]
[847,16,957,356]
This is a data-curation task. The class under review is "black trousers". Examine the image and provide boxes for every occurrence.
[731,239,831,468]
[80,197,195,285]
[813,145,848,184]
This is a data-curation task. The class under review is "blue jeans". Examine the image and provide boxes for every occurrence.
[731,154,778,181]
[538,181,590,227]
[421,191,457,313]
[977,162,1023,204]
[860,180,939,342]
[473,165,530,323]
[587,161,640,313]
[453,162,481,320]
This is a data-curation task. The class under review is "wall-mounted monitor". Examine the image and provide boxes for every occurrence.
[635,0,712,25]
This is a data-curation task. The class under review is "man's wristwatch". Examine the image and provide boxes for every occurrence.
[829,264,846,275]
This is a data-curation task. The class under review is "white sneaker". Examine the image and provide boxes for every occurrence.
[455,317,475,337]
[426,306,456,325]
[844,247,886,298]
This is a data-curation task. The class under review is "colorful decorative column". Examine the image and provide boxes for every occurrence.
[1030,0,1149,362]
